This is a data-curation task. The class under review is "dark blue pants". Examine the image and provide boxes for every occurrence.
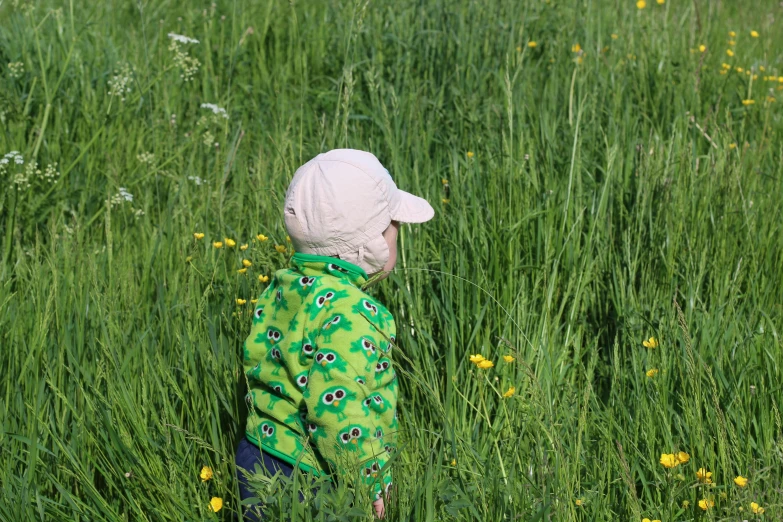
[235,437,296,521]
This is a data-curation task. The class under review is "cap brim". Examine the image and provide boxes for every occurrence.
[391,190,434,224]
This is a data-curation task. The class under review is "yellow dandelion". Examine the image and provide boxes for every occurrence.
[750,502,765,514]
[200,466,213,481]
[240,243,249,251]
[733,475,748,487]
[256,233,268,242]
[502,355,515,363]
[696,467,713,484]
[213,241,223,249]
[469,354,486,364]
[236,298,247,305]
[659,453,678,468]
[646,368,659,378]
[642,336,658,349]
[729,31,736,37]
[258,274,270,283]
[194,232,205,240]
[742,99,755,106]
[237,268,248,274]
[636,0,646,9]
[503,386,515,398]
[209,497,223,512]
[726,49,735,57]
[466,151,475,158]
[528,41,537,48]
[698,498,714,511]
[274,244,287,254]
[699,45,706,53]
[477,359,494,370]
[729,143,737,149]
[750,30,759,38]
[242,259,252,267]
[572,43,581,53]
[575,499,583,506]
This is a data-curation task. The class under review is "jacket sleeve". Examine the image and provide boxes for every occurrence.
[302,295,397,500]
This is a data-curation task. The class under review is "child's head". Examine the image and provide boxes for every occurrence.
[284,149,433,276]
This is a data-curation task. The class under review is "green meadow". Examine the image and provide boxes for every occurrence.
[2,0,782,520]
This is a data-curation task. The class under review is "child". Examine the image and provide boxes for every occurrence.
[236,149,434,520]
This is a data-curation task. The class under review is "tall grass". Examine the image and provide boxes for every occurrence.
[1,0,782,520]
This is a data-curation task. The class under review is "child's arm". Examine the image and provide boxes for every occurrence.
[303,298,397,505]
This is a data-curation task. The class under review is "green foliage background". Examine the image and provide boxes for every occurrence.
[1,0,782,520]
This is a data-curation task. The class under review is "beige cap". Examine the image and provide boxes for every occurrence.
[284,149,434,274]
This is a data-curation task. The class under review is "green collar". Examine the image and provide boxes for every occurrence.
[291,253,368,286]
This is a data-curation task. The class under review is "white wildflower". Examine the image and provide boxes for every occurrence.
[187,175,205,185]
[133,208,145,219]
[137,152,155,165]
[1,151,24,180]
[111,187,134,206]
[200,103,229,119]
[42,163,59,184]
[108,63,134,102]
[202,131,215,147]
[167,33,199,44]
[168,40,201,82]
[7,62,24,79]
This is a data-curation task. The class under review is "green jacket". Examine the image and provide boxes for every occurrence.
[243,253,397,498]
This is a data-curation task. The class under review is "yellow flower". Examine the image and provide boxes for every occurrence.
[256,234,268,242]
[213,241,223,249]
[236,298,246,305]
[200,466,213,481]
[611,33,619,40]
[186,255,193,263]
[729,31,736,37]
[726,49,735,57]
[767,96,776,103]
[469,354,486,363]
[698,499,714,511]
[660,453,678,468]
[642,336,658,349]
[576,56,584,65]
[503,386,515,398]
[251,299,258,304]
[502,355,515,363]
[696,467,713,484]
[676,451,690,464]
[729,143,737,149]
[643,519,651,522]
[736,67,744,72]
[528,41,537,48]
[728,40,736,46]
[441,178,449,185]
[258,274,270,283]
[466,151,475,158]
[286,235,291,242]
[572,43,582,53]
[760,66,765,72]
[237,268,248,274]
[240,243,249,251]
[516,46,522,52]
[442,198,450,204]
[682,500,690,508]
[224,238,236,248]
[450,459,456,466]
[646,368,659,378]
[656,0,664,3]
[477,359,494,369]
[242,259,252,268]
[742,99,755,106]
[750,30,759,38]
[779,77,783,83]
[575,499,583,506]
[636,0,646,9]
[209,497,223,512]
[194,232,205,240]
[275,244,287,254]
[750,502,765,515]
[699,45,706,53]
[721,63,731,69]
